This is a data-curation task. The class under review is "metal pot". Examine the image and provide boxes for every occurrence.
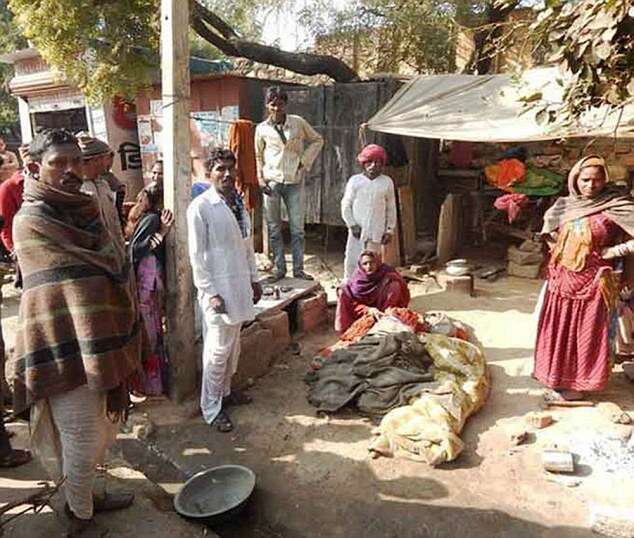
[174,465,256,527]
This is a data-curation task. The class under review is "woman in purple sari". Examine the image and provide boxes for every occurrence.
[126,184,174,395]
[335,250,410,333]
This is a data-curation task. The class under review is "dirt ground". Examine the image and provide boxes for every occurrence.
[2,236,634,537]
[125,269,634,538]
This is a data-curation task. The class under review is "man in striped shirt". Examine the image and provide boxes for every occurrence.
[255,86,324,281]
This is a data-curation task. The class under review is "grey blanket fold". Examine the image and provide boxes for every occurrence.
[305,332,437,417]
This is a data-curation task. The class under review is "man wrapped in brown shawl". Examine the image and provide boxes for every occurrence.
[9,128,141,529]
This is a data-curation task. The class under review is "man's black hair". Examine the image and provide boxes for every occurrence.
[29,128,78,163]
[206,147,236,171]
[265,86,288,104]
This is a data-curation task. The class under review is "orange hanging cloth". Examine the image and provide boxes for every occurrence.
[484,158,526,191]
[228,119,258,210]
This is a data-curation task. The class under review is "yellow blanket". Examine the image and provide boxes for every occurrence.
[368,333,489,465]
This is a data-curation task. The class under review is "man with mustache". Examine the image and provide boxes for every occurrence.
[188,147,262,432]
[10,129,141,535]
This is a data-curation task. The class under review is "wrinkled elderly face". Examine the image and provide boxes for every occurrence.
[363,159,384,179]
[577,165,607,199]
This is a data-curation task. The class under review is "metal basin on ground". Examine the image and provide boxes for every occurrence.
[174,465,256,526]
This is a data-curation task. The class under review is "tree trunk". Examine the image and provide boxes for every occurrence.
[466,1,519,75]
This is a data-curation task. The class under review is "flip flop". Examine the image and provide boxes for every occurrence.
[0,449,31,468]
[214,410,234,433]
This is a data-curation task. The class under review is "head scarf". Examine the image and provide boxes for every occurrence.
[124,183,162,240]
[541,155,634,236]
[357,144,388,166]
[343,250,393,303]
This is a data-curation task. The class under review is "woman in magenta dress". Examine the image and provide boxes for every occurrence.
[535,155,634,401]
[335,250,410,333]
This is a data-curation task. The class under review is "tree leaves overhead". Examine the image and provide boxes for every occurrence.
[0,0,27,124]
[530,0,633,124]
[9,0,159,104]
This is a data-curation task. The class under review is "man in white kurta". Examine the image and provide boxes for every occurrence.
[187,148,262,432]
[341,144,397,280]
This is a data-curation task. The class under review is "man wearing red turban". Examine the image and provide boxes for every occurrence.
[340,144,396,280]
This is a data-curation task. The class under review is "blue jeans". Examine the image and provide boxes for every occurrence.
[263,182,304,276]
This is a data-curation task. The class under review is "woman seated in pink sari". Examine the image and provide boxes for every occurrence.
[335,250,410,333]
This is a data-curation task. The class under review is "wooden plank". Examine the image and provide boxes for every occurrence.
[382,219,401,267]
[397,185,416,263]
[436,194,461,263]
[161,0,196,402]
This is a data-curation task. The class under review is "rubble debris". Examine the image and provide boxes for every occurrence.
[544,399,595,408]
[525,412,553,429]
[598,402,632,425]
[569,432,634,475]
[541,449,575,473]
[591,506,634,538]
[543,472,581,488]
[509,429,528,446]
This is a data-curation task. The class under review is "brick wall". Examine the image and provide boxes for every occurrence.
[441,138,634,183]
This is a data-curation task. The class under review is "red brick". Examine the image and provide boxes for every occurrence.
[233,321,274,388]
[258,310,291,354]
[526,412,553,429]
[296,291,328,333]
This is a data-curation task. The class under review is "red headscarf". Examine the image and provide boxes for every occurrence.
[357,144,388,166]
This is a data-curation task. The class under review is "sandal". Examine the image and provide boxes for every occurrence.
[214,410,234,433]
[223,389,252,407]
[293,271,314,281]
[0,449,31,468]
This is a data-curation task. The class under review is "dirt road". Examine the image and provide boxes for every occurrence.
[123,275,634,538]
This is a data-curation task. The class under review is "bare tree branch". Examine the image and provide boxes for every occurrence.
[191,14,238,55]
[190,0,238,40]
[190,2,359,83]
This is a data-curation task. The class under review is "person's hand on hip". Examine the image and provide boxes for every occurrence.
[208,295,227,314]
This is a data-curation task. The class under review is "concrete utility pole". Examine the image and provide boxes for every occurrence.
[161,0,196,401]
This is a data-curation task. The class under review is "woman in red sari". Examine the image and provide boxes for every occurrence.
[535,155,634,401]
[335,250,410,333]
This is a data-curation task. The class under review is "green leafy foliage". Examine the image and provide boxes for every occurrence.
[0,0,27,125]
[530,0,633,123]
[7,0,286,104]
[299,0,474,74]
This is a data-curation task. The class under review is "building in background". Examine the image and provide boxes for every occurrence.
[0,48,143,195]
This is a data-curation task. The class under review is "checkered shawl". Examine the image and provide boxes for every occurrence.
[10,179,142,415]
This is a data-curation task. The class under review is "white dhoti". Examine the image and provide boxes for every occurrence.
[200,310,242,424]
[343,233,382,281]
[31,384,115,520]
